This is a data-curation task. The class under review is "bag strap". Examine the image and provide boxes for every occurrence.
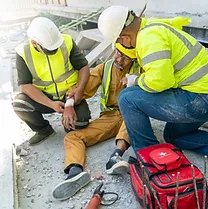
[129,156,193,179]
[128,156,139,165]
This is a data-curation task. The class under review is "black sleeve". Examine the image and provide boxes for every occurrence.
[69,40,88,70]
[16,53,33,86]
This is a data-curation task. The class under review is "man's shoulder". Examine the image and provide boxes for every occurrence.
[62,33,73,41]
[90,63,104,76]
[15,40,30,55]
[103,59,114,68]
[92,63,105,71]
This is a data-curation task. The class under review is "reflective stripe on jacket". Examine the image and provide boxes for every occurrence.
[100,59,140,113]
[16,34,78,99]
[136,17,208,93]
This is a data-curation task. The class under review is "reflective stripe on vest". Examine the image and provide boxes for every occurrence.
[179,63,208,86]
[100,59,114,113]
[48,89,68,97]
[130,61,140,76]
[24,41,76,86]
[142,50,171,66]
[142,23,203,72]
[141,23,208,88]
[100,60,140,113]
[141,77,156,92]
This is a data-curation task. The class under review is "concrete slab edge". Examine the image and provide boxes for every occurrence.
[12,144,18,209]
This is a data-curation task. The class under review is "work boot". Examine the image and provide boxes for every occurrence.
[29,126,55,145]
[106,153,129,175]
[52,172,91,201]
[201,122,208,129]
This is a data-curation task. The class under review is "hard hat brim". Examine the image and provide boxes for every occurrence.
[111,8,129,50]
[45,35,64,51]
[112,38,117,50]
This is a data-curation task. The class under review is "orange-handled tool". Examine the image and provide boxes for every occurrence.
[85,182,104,209]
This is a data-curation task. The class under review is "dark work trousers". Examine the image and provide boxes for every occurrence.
[12,92,91,133]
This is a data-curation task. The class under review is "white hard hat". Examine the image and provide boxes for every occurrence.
[27,17,63,50]
[98,5,128,46]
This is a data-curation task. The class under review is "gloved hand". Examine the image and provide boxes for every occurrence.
[125,74,138,87]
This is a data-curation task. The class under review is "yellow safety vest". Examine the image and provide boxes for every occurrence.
[100,59,140,113]
[136,17,208,93]
[16,34,78,99]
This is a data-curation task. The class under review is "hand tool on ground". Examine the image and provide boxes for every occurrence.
[191,164,200,209]
[85,182,118,209]
[203,155,207,209]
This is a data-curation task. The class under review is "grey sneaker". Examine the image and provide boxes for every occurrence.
[106,153,129,175]
[29,126,55,145]
[52,172,91,201]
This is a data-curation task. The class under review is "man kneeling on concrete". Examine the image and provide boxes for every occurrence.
[12,17,91,145]
[52,43,140,200]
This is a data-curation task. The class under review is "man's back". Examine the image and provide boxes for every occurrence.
[137,17,208,93]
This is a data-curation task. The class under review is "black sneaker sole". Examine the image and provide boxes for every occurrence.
[52,172,91,201]
[106,161,129,175]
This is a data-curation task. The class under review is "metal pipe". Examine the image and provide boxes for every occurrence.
[174,172,180,209]
[139,162,146,209]
[191,164,200,209]
[203,155,207,209]
[143,184,147,209]
[145,174,162,209]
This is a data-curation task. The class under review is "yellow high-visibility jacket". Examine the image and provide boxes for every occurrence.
[16,34,78,99]
[100,59,140,113]
[136,17,208,93]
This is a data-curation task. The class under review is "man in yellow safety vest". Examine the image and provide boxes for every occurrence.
[98,5,208,154]
[12,17,91,145]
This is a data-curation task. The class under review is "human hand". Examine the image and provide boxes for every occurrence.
[68,88,83,104]
[125,74,138,87]
[51,101,65,113]
[62,106,77,130]
[120,76,128,86]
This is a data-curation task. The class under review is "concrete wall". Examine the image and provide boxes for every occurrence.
[0,0,36,12]
[34,0,208,28]
[65,0,208,28]
[66,0,208,14]
[0,0,37,21]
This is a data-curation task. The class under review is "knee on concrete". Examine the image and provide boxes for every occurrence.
[12,93,35,112]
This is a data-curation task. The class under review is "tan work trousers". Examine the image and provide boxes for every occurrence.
[64,110,130,171]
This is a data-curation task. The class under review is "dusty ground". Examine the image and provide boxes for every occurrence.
[15,102,207,209]
[16,97,138,209]
[2,18,207,209]
[15,95,168,209]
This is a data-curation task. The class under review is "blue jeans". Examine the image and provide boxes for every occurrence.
[118,86,208,155]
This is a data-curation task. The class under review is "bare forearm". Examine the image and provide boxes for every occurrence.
[20,84,54,108]
[77,65,90,92]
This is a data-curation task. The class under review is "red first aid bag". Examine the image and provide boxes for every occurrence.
[149,147,181,171]
[129,143,207,209]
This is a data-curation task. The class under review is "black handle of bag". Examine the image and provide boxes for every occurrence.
[128,156,139,165]
[128,156,194,180]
